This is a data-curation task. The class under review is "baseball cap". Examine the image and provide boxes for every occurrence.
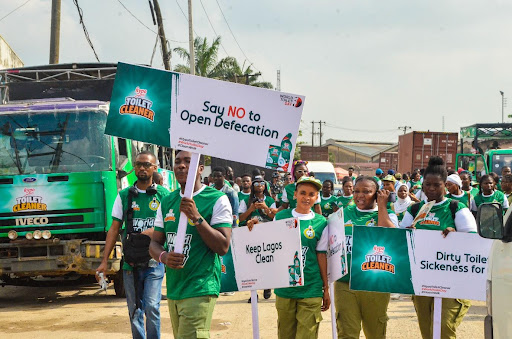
[296,176,322,191]
[376,168,383,175]
[387,169,395,175]
[382,175,396,183]
[395,172,402,179]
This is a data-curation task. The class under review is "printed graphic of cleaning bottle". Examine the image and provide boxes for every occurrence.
[277,133,292,172]
[293,251,302,285]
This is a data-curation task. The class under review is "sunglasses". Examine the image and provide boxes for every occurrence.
[293,160,308,166]
[253,182,266,187]
[134,161,156,169]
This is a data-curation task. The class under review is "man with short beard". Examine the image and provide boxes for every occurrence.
[97,151,169,339]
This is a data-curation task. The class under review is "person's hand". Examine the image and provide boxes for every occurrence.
[161,251,186,269]
[180,197,201,222]
[406,225,416,229]
[95,261,108,282]
[321,288,331,311]
[254,201,268,210]
[247,217,259,231]
[377,189,390,206]
[442,227,456,238]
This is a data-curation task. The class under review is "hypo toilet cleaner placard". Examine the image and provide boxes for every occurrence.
[105,63,304,171]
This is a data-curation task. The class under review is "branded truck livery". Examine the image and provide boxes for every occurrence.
[0,64,177,295]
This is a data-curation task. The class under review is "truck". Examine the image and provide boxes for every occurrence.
[306,161,337,184]
[398,131,458,174]
[0,64,177,295]
[476,203,512,338]
[456,123,512,181]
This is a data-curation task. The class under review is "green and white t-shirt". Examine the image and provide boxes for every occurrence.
[446,191,471,208]
[274,209,328,299]
[239,195,276,222]
[112,185,170,271]
[337,195,354,208]
[154,185,232,300]
[400,198,476,233]
[320,195,338,217]
[339,204,399,283]
[281,183,321,209]
[238,191,251,207]
[471,190,509,212]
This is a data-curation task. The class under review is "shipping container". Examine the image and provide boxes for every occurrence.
[398,131,458,174]
[300,146,329,162]
[379,152,399,173]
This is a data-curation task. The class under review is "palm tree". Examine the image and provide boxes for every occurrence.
[173,36,273,89]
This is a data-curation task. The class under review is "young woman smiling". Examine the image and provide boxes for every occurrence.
[334,176,398,339]
[400,157,476,339]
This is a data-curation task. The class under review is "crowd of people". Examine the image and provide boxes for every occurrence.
[97,151,504,339]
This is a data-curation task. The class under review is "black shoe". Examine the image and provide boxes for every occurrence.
[247,294,258,303]
[263,289,271,299]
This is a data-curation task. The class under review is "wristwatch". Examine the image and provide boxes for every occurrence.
[193,217,204,226]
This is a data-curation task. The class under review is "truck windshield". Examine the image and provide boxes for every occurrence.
[0,110,111,175]
[492,154,512,177]
[314,172,337,184]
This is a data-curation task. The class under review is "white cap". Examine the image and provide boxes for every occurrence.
[446,174,462,188]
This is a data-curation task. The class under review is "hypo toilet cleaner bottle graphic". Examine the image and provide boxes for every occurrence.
[277,133,293,172]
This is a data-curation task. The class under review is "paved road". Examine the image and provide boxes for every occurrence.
[0,281,485,338]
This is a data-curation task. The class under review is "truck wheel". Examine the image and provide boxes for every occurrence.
[113,270,125,298]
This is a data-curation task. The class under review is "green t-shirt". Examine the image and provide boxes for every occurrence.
[337,195,354,208]
[410,180,422,194]
[113,185,170,271]
[238,191,251,225]
[320,195,338,217]
[446,191,471,208]
[244,195,276,222]
[473,190,507,211]
[155,185,232,300]
[274,209,328,299]
[339,204,395,282]
[406,199,465,231]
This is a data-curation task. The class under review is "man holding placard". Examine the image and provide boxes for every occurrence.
[150,151,233,339]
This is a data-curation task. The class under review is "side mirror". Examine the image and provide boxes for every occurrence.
[116,157,131,179]
[477,203,504,240]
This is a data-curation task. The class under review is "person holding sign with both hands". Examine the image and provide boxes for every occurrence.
[400,156,476,339]
[249,176,329,339]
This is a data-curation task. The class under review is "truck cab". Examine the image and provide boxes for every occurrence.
[476,203,512,338]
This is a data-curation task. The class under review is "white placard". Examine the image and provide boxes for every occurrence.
[230,218,304,290]
[327,209,348,283]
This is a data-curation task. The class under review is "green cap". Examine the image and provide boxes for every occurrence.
[296,176,322,191]
[382,174,396,183]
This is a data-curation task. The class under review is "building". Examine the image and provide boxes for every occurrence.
[325,139,398,164]
[0,35,23,70]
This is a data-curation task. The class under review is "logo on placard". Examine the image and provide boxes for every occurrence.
[280,95,302,108]
[361,245,395,274]
[119,86,155,121]
[12,188,47,212]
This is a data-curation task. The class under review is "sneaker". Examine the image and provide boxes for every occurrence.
[391,293,401,300]
[263,289,272,299]
[222,292,235,296]
[247,294,258,303]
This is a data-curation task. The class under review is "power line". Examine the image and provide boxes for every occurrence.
[174,0,200,37]
[325,123,397,133]
[0,0,32,23]
[198,0,229,56]
[72,0,100,62]
[117,0,186,44]
[213,0,259,72]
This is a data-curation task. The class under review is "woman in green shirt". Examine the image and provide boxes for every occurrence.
[337,176,355,208]
[335,176,398,339]
[470,174,509,216]
[445,173,471,208]
[320,179,339,217]
[400,157,476,339]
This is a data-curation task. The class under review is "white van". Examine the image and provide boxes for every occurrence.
[476,204,512,339]
[306,161,337,184]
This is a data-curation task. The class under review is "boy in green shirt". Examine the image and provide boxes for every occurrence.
[150,151,233,339]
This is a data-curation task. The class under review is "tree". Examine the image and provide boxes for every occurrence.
[173,36,272,88]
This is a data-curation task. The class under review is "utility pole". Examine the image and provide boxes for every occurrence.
[500,91,505,123]
[398,126,411,135]
[276,70,281,91]
[153,0,170,70]
[188,0,195,75]
[318,120,326,145]
[49,0,61,64]
[311,121,315,146]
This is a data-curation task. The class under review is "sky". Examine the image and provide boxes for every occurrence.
[1,0,512,146]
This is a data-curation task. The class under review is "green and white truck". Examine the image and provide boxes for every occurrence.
[0,64,177,295]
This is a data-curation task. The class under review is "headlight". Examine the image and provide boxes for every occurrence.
[33,230,42,240]
[8,230,18,240]
[486,279,492,316]
[25,232,33,240]
[42,230,51,240]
